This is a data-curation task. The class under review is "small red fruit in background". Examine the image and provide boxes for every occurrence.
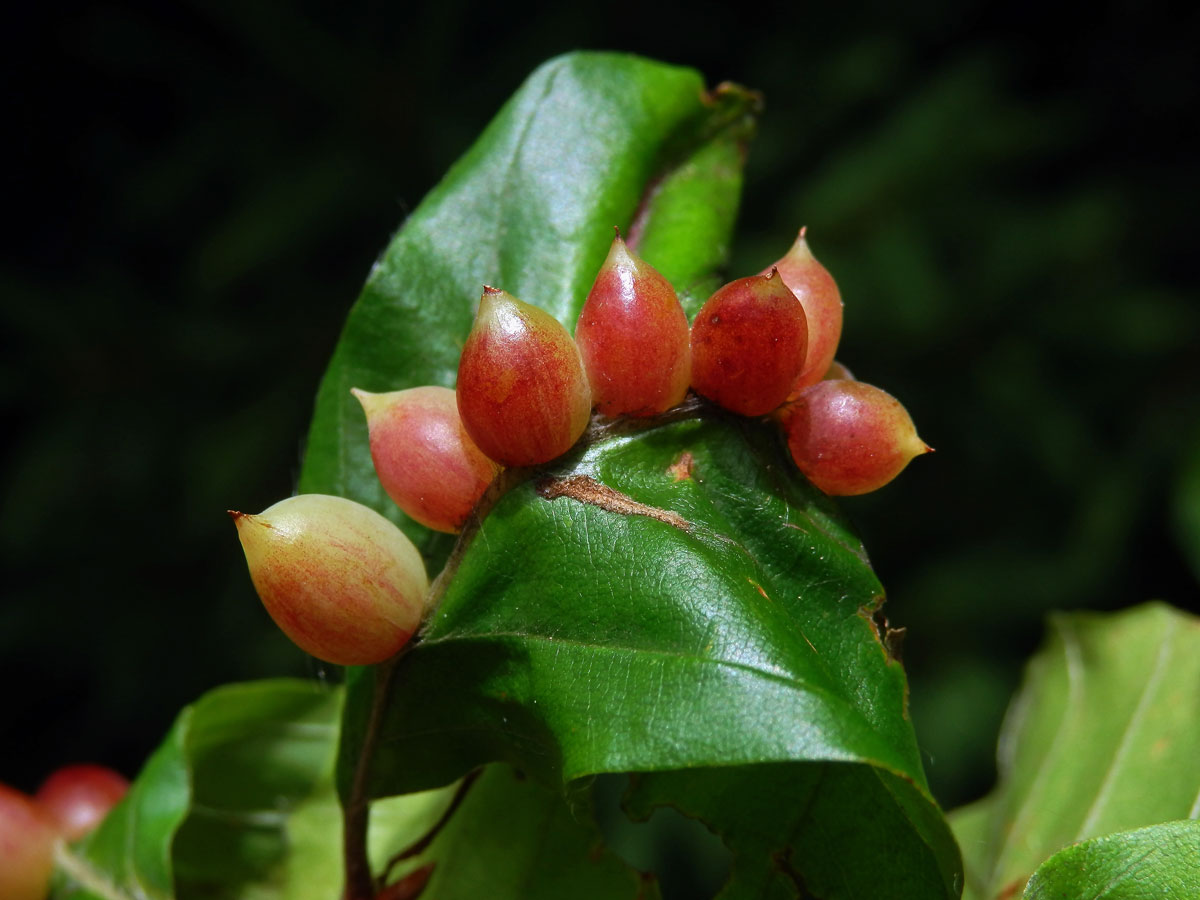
[456,287,592,466]
[0,783,56,900]
[353,386,500,533]
[36,764,129,842]
[763,227,844,397]
[778,380,931,496]
[690,270,808,416]
[575,231,691,417]
[231,494,429,666]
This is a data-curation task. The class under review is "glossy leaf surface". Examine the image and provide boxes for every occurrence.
[298,52,759,561]
[1023,819,1200,900]
[344,414,960,898]
[952,603,1200,900]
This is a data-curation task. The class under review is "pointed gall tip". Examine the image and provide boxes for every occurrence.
[229,509,270,531]
[350,387,385,419]
[764,266,780,281]
[605,229,636,270]
[477,285,506,318]
[903,435,935,461]
[786,227,816,262]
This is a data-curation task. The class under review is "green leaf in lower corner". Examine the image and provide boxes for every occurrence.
[950,603,1200,900]
[625,764,961,899]
[297,51,759,564]
[52,679,343,900]
[399,765,660,900]
[284,763,656,900]
[1024,820,1200,900]
[52,718,189,900]
[342,415,962,899]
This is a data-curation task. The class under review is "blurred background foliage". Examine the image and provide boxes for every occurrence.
[3,0,1197,830]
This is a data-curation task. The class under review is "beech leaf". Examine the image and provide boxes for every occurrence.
[951,603,1200,900]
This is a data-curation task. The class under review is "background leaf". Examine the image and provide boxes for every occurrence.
[405,765,661,900]
[284,763,657,900]
[52,716,189,900]
[297,51,759,563]
[951,603,1200,900]
[52,680,342,900]
[346,415,961,898]
[1023,819,1200,900]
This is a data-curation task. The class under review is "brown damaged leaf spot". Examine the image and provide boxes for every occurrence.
[884,625,907,664]
[862,602,906,665]
[701,81,766,115]
[667,450,695,481]
[536,475,691,531]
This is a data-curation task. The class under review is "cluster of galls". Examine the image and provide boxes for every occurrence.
[361,227,929,510]
[1,765,130,900]
[233,229,929,668]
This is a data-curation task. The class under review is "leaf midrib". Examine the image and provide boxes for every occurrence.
[985,609,1190,893]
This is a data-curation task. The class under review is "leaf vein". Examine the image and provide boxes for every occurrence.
[1075,615,1177,840]
[1088,843,1159,899]
[987,618,1085,889]
[55,844,138,900]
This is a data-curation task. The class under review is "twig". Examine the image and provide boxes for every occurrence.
[343,658,400,900]
[378,768,483,888]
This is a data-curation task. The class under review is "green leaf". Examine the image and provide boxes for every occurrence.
[404,765,660,900]
[282,771,456,899]
[951,603,1200,900]
[1024,820,1200,900]
[297,52,759,560]
[625,764,960,899]
[52,679,342,900]
[53,717,189,900]
[348,415,961,898]
[283,762,654,900]
[300,50,955,898]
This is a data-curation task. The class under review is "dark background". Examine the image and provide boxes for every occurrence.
[4,0,1197,836]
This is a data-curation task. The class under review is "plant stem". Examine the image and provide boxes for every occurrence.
[378,768,482,888]
[343,658,399,900]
